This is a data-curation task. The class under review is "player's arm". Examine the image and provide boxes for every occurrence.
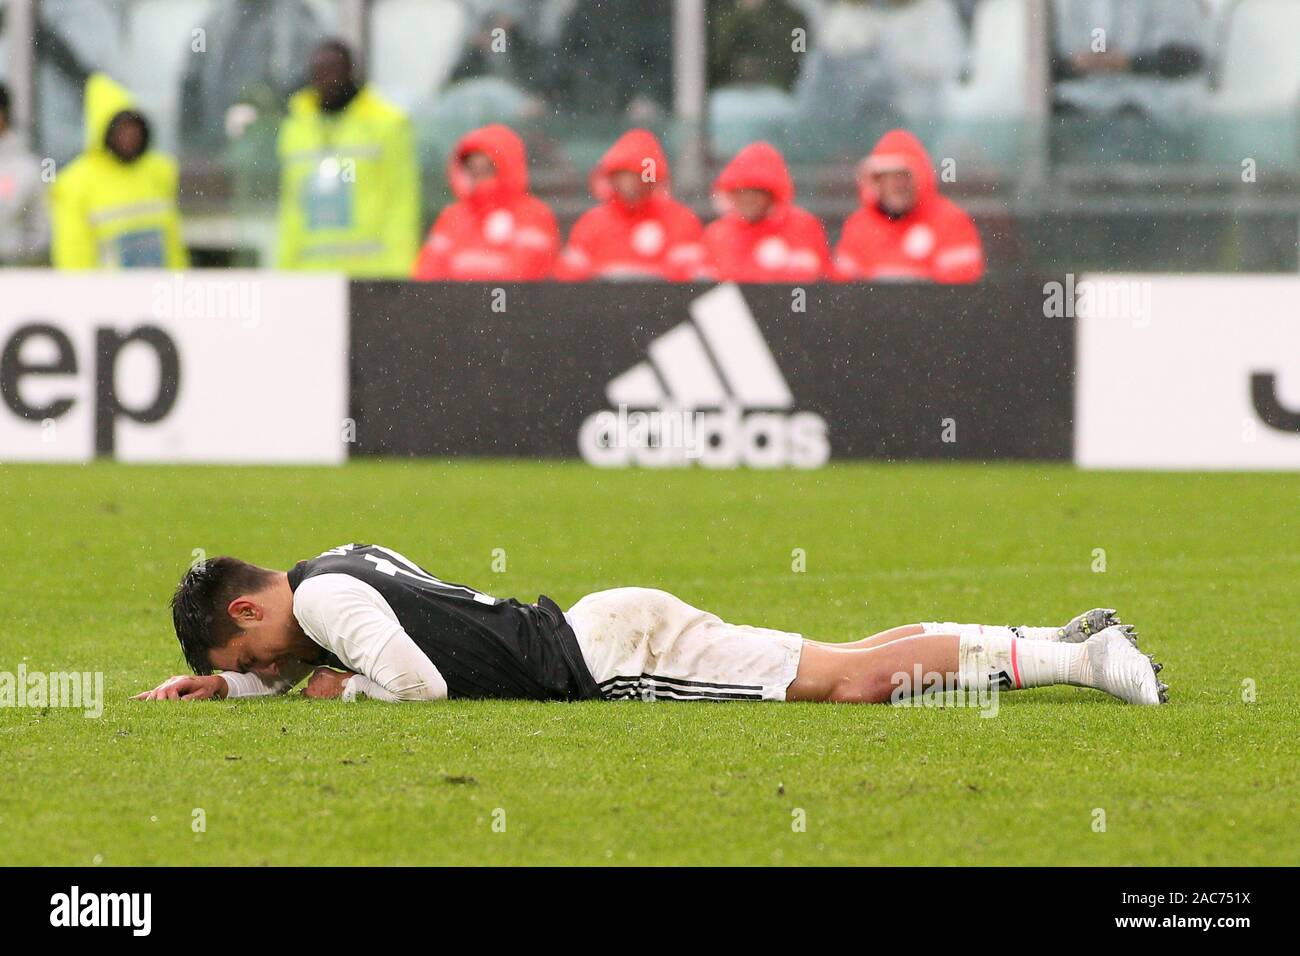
[293,574,449,703]
[134,660,312,701]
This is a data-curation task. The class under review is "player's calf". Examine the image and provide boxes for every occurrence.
[790,626,1167,706]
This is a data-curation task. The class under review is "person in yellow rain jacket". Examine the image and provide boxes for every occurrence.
[50,74,188,270]
[276,40,420,276]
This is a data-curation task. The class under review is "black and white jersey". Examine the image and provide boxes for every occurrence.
[286,544,601,701]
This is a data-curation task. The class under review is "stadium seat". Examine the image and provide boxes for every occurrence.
[368,0,468,111]
[122,0,215,155]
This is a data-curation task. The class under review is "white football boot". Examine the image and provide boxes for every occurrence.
[1057,608,1138,645]
[1084,625,1167,705]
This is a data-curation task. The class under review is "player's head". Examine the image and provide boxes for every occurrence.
[170,558,302,678]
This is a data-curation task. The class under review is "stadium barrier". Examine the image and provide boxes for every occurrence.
[0,272,348,463]
[349,280,1073,465]
[1074,275,1300,470]
[2,274,1297,469]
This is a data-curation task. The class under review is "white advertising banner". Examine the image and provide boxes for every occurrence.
[0,272,348,463]
[1075,274,1300,470]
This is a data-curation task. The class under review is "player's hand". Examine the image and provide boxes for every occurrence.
[133,674,228,701]
[304,667,354,700]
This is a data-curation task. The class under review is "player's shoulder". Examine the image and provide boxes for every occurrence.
[294,570,368,604]
[292,570,388,630]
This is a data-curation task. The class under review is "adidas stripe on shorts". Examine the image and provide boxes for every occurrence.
[565,588,804,701]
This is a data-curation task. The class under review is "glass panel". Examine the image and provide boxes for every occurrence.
[368,0,677,212]
[34,0,342,163]
[20,0,1296,273]
[0,1,9,83]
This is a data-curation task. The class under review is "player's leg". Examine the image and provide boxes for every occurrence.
[787,626,1167,705]
[805,624,924,650]
[787,634,959,702]
[567,587,804,702]
[809,611,1129,652]
[823,608,1133,651]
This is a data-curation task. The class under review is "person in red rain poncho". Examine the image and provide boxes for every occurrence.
[699,141,831,283]
[556,129,704,282]
[412,124,559,280]
[834,129,984,284]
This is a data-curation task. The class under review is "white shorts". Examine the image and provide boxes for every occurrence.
[566,588,804,702]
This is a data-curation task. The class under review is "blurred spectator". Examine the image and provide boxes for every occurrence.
[180,0,331,153]
[413,124,559,280]
[544,0,674,119]
[449,1,548,90]
[834,128,983,283]
[709,0,810,90]
[276,40,419,276]
[953,0,981,33]
[699,141,831,282]
[793,0,964,127]
[1051,0,1209,118]
[33,0,125,167]
[556,129,703,281]
[49,73,187,269]
[0,83,51,265]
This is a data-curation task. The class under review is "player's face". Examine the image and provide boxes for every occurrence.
[206,599,304,679]
[207,633,294,680]
[874,169,916,216]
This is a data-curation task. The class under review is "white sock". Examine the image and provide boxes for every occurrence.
[923,622,1061,642]
[956,633,1092,691]
[1013,626,1061,641]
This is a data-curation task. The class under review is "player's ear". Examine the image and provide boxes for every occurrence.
[227,597,263,625]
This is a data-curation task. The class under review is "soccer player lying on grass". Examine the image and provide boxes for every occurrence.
[136,543,1168,706]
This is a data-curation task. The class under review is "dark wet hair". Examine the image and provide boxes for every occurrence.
[170,557,275,675]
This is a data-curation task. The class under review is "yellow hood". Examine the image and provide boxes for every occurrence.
[82,73,137,153]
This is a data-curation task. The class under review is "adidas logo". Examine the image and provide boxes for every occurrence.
[579,284,830,468]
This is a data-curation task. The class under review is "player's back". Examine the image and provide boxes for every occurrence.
[288,544,600,701]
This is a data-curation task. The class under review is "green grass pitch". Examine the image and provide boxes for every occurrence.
[1,460,1296,866]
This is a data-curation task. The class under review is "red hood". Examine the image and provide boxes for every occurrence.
[714,141,795,208]
[856,128,937,210]
[449,124,529,207]
[591,129,672,209]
